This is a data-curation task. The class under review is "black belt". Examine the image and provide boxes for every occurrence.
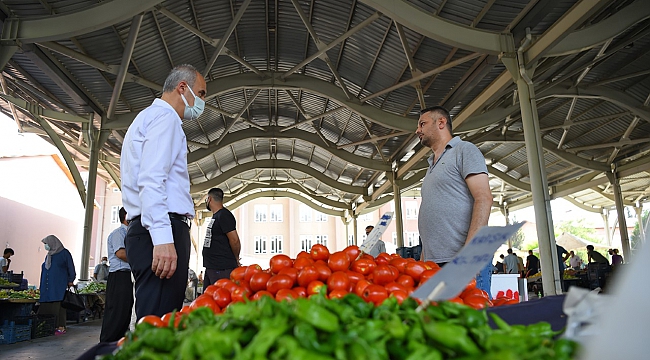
[131,213,191,229]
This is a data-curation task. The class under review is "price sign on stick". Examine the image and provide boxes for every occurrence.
[359,212,394,254]
[411,222,525,303]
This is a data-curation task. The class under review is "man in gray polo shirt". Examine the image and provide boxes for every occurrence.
[416,106,493,294]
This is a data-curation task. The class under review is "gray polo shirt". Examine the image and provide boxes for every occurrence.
[418,136,488,263]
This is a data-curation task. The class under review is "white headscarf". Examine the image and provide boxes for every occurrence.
[42,235,65,270]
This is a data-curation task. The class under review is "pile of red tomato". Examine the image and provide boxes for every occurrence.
[179,244,519,318]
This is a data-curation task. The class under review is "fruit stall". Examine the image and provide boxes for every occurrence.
[89,244,578,360]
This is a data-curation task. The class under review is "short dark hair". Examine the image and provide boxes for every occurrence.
[420,106,452,133]
[207,188,225,202]
[162,64,199,93]
[365,225,374,230]
[507,248,513,254]
[119,207,127,223]
[4,248,14,256]
[586,245,594,251]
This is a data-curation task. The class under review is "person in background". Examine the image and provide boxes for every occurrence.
[611,249,624,266]
[587,245,609,265]
[94,256,109,282]
[364,225,386,257]
[187,268,199,301]
[568,250,583,270]
[517,254,526,277]
[494,254,505,274]
[504,249,519,274]
[121,64,206,319]
[100,207,133,343]
[525,250,540,277]
[202,187,241,290]
[1,248,14,273]
[415,106,493,295]
[38,235,75,335]
[557,244,570,291]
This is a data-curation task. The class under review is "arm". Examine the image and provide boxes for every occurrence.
[66,250,76,286]
[463,173,492,245]
[226,230,241,264]
[115,248,128,262]
[1,259,8,273]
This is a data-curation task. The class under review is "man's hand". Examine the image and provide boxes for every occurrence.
[152,244,177,279]
[67,282,74,287]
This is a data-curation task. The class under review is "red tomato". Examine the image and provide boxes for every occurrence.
[384,282,407,293]
[138,315,165,327]
[275,288,298,302]
[418,269,439,285]
[463,295,492,309]
[230,286,250,304]
[212,287,232,308]
[345,270,363,285]
[362,284,388,305]
[375,253,391,265]
[161,312,173,327]
[190,294,220,314]
[343,245,361,261]
[221,280,240,294]
[270,254,293,274]
[278,267,299,286]
[327,271,350,292]
[492,298,508,306]
[230,266,247,282]
[293,286,307,297]
[461,287,488,299]
[329,289,348,299]
[467,279,477,288]
[505,299,520,305]
[252,290,274,300]
[293,257,314,270]
[328,252,351,272]
[351,258,376,275]
[203,284,219,298]
[372,265,398,286]
[448,297,465,305]
[297,266,320,288]
[310,244,330,261]
[397,274,415,288]
[389,258,409,273]
[178,305,192,315]
[296,251,312,259]
[425,261,441,269]
[214,278,232,288]
[244,264,263,283]
[404,262,427,282]
[266,274,293,295]
[314,263,332,282]
[307,280,325,295]
[249,272,272,293]
[389,290,408,304]
[354,279,371,297]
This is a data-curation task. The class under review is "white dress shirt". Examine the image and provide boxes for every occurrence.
[121,98,194,246]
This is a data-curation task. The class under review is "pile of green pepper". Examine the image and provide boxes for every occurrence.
[104,294,578,360]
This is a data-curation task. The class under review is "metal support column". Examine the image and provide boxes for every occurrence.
[501,205,512,246]
[392,172,405,248]
[353,215,358,245]
[602,210,612,246]
[503,54,560,295]
[606,169,631,260]
[635,205,645,246]
[107,14,143,119]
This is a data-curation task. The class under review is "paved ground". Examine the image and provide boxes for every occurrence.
[1,319,103,360]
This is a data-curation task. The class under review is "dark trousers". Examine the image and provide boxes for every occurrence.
[203,268,235,292]
[38,301,66,328]
[125,217,190,320]
[100,270,134,342]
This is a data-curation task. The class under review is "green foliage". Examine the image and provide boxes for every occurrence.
[630,210,649,252]
[554,219,603,244]
[509,216,526,249]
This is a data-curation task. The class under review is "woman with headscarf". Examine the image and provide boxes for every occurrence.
[38,235,76,335]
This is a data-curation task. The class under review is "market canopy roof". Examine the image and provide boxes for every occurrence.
[0,0,649,215]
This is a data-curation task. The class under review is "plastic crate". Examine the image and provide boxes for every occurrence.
[0,319,32,345]
[16,314,56,339]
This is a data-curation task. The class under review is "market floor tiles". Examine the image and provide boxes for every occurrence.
[1,319,102,360]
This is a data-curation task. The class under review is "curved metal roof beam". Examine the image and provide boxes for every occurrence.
[224,182,349,209]
[190,159,367,194]
[359,0,513,55]
[487,167,531,192]
[225,190,346,217]
[564,195,603,213]
[455,105,520,133]
[187,127,391,171]
[204,72,417,131]
[1,0,163,43]
[547,0,650,57]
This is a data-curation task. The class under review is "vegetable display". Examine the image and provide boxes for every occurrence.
[79,282,107,294]
[104,294,578,360]
[0,278,19,286]
[0,288,39,299]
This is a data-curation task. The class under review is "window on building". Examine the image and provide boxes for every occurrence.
[269,235,283,254]
[299,204,312,222]
[300,235,313,252]
[254,205,267,222]
[405,232,419,247]
[348,235,355,246]
[270,204,283,222]
[405,201,418,219]
[315,235,328,246]
[315,212,327,222]
[110,206,119,224]
[254,236,267,254]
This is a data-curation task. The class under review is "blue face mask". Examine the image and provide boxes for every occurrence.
[180,85,205,120]
[44,244,51,251]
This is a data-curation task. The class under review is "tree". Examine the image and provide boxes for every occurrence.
[508,216,525,249]
[630,210,649,252]
[554,218,603,243]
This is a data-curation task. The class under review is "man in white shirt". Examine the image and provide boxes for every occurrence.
[364,226,386,257]
[568,250,582,270]
[503,248,519,275]
[121,64,206,319]
[1,248,14,274]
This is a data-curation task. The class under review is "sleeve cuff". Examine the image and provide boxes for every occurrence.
[149,227,174,246]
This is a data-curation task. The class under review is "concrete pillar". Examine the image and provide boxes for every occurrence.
[635,205,645,246]
[392,172,405,248]
[353,215,358,245]
[602,210,612,246]
[606,170,631,260]
[500,205,512,247]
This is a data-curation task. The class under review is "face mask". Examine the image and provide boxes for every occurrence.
[44,244,51,251]
[205,197,211,211]
[102,260,107,265]
[180,85,205,120]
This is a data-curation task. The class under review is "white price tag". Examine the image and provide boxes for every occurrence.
[411,222,525,302]
[359,212,394,254]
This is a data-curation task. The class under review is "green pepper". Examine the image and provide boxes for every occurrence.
[293,322,335,354]
[342,293,373,318]
[240,318,290,359]
[273,335,336,360]
[404,342,442,360]
[140,327,176,352]
[488,312,511,331]
[423,321,481,356]
[178,327,241,360]
[525,322,556,338]
[293,299,339,332]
